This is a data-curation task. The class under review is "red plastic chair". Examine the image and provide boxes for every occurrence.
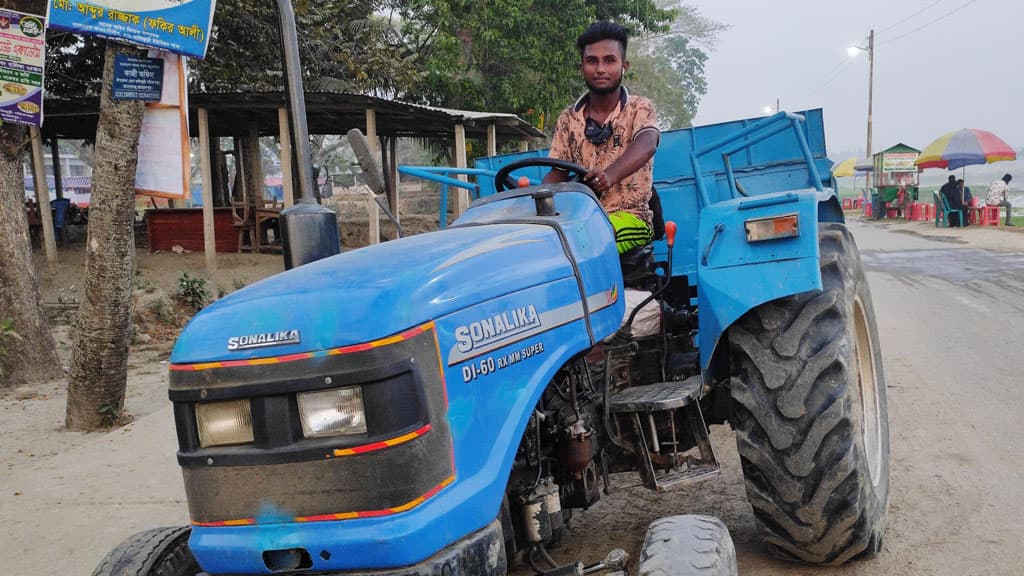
[842,198,853,210]
[980,205,1001,226]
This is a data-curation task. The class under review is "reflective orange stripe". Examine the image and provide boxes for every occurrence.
[332,424,432,457]
[171,323,435,372]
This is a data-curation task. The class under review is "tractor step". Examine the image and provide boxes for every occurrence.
[608,376,719,492]
[607,377,702,412]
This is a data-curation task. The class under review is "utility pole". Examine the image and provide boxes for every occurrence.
[868,28,876,166]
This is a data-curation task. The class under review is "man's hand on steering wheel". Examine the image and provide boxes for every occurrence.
[583,168,613,196]
[495,158,600,195]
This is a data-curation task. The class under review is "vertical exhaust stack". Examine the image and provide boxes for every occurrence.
[281,202,342,269]
[275,0,341,269]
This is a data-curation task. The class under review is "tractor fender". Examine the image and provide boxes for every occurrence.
[696,188,841,373]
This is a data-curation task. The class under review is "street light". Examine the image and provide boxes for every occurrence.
[762,98,781,115]
[849,30,875,192]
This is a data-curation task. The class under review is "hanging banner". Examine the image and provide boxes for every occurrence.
[135,52,189,199]
[46,0,215,59]
[0,9,46,127]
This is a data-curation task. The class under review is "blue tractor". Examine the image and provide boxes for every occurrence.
[94,109,888,576]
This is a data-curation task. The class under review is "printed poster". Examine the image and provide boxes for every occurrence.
[0,9,46,127]
[47,0,215,59]
[135,52,189,199]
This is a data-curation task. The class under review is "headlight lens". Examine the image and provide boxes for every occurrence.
[196,399,254,447]
[297,386,367,438]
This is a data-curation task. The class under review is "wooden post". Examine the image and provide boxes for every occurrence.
[278,107,294,207]
[454,123,468,216]
[30,127,57,265]
[242,124,264,251]
[367,190,380,245]
[487,123,497,157]
[50,138,64,200]
[388,136,399,223]
[366,107,380,243]
[198,108,217,271]
[210,136,226,207]
[366,108,378,154]
[244,123,264,206]
[519,140,529,153]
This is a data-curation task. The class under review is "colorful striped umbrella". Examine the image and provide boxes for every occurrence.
[832,157,874,178]
[915,128,1017,170]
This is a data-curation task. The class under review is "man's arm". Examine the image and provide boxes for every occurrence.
[583,130,658,195]
[542,167,570,184]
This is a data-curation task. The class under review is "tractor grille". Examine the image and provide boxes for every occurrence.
[168,324,453,525]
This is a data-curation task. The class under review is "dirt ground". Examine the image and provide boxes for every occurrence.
[3,214,1024,575]
[2,244,287,476]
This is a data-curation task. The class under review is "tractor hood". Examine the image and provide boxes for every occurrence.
[170,224,575,364]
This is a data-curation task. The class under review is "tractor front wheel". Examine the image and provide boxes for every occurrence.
[638,515,737,576]
[92,526,199,576]
[728,223,889,564]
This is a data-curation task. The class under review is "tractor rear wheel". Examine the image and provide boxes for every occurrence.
[638,515,737,576]
[728,223,889,564]
[92,526,199,576]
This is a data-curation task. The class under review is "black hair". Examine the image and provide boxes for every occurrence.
[948,175,956,182]
[576,21,629,58]
[1003,173,1013,183]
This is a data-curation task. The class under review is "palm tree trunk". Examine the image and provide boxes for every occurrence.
[65,42,146,430]
[0,123,63,387]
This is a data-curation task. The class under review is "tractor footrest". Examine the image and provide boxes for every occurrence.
[608,376,702,413]
[650,462,721,490]
[607,376,719,492]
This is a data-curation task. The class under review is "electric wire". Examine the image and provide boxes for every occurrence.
[879,0,946,32]
[878,0,980,46]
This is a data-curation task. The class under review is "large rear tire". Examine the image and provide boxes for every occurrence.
[728,223,889,564]
[639,515,737,576]
[92,526,199,576]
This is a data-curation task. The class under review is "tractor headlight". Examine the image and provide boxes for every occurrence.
[196,399,254,447]
[297,386,367,438]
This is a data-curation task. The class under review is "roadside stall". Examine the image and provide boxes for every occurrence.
[871,143,920,219]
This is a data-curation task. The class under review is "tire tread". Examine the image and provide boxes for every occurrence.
[728,223,888,564]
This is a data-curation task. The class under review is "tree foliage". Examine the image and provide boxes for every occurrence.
[629,2,727,129]
[192,0,419,94]
[391,0,683,132]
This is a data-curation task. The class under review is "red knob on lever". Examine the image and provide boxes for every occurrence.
[665,221,677,247]
[517,176,531,188]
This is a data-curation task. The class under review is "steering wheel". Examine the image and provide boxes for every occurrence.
[494,158,592,194]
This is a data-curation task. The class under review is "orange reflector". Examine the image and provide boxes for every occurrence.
[517,176,531,188]
[744,213,799,242]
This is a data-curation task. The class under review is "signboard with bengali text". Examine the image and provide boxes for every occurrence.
[113,54,163,100]
[882,152,918,173]
[46,0,215,59]
[0,9,46,127]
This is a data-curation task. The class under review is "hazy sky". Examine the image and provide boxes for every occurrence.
[692,0,1022,159]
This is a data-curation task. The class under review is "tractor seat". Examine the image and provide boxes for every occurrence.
[619,187,665,289]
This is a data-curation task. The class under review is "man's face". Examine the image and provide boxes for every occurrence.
[581,39,628,96]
